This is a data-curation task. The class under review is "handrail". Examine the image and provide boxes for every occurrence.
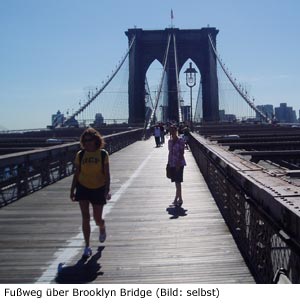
[0,129,143,207]
[188,132,300,283]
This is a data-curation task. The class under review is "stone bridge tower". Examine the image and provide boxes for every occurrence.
[126,27,219,124]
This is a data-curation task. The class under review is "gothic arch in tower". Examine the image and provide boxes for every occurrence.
[126,27,219,124]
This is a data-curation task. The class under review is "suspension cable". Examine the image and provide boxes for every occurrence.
[145,77,154,109]
[64,36,136,126]
[208,34,271,123]
[194,80,202,122]
[146,34,172,128]
[173,33,183,123]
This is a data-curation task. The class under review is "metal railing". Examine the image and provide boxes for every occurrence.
[189,132,300,283]
[0,129,143,207]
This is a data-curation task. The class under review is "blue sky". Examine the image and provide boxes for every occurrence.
[1,0,300,129]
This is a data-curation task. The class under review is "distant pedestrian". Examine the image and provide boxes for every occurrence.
[178,123,184,136]
[160,123,165,144]
[70,128,111,258]
[167,125,186,206]
[165,123,170,139]
[183,125,191,149]
[154,124,161,147]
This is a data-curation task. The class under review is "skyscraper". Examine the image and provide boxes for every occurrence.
[275,103,297,123]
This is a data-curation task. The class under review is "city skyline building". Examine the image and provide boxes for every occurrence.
[256,104,274,121]
[51,110,65,128]
[275,103,297,123]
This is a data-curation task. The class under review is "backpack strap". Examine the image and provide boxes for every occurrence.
[79,149,85,165]
[77,149,85,171]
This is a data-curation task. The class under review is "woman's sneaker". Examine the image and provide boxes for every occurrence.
[99,229,106,243]
[83,246,92,257]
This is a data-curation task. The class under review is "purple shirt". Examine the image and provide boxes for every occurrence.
[168,138,186,167]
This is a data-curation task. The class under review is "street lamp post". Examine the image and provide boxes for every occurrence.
[184,62,197,128]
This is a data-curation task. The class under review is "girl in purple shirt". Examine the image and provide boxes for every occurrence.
[168,126,186,206]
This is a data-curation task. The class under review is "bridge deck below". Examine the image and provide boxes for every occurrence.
[0,138,254,283]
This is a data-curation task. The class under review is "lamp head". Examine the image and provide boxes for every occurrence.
[184,62,197,87]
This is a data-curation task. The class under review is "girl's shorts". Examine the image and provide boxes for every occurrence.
[75,182,107,205]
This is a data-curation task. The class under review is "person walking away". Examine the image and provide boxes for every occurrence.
[160,123,165,145]
[70,128,111,257]
[178,123,184,137]
[165,122,170,140]
[154,124,161,147]
[183,125,191,149]
[168,125,186,206]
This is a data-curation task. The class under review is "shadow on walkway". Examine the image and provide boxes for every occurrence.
[166,205,188,219]
[55,246,105,284]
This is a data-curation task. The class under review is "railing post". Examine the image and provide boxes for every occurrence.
[17,157,29,198]
[41,154,51,187]
[59,149,67,179]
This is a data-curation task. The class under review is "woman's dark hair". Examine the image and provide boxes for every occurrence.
[80,127,105,150]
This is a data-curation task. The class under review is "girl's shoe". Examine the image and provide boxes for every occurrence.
[99,229,106,243]
[172,200,178,205]
[83,246,92,257]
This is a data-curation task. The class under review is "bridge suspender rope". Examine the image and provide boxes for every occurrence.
[64,36,136,126]
[146,34,172,129]
[208,34,271,123]
[173,34,183,123]
[145,77,154,109]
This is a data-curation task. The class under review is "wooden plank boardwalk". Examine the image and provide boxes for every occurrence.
[0,137,254,284]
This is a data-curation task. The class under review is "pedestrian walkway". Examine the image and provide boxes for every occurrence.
[0,137,254,283]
